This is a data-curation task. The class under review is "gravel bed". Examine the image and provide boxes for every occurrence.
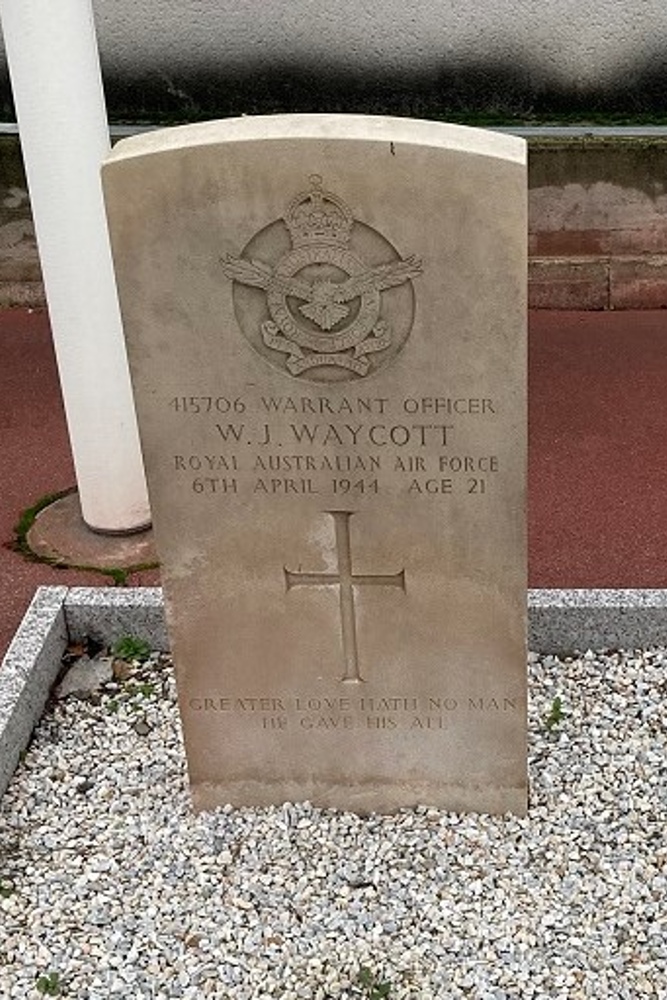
[0,649,665,999]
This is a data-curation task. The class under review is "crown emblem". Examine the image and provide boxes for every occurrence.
[221,176,422,381]
[284,174,353,248]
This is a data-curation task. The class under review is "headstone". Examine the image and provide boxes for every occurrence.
[102,115,527,814]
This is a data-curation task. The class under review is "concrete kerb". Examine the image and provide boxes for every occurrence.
[0,586,68,797]
[63,586,168,650]
[1,584,667,799]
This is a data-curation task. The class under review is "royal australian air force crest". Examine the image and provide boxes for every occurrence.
[221,175,422,382]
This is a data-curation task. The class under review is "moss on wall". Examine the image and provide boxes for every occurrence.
[528,138,667,196]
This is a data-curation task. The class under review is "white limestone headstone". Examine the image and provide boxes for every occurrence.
[103,115,527,813]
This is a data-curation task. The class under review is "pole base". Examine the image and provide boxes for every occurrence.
[26,492,157,570]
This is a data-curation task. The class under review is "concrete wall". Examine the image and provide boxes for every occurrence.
[1,1,667,119]
[88,0,661,84]
[3,133,667,310]
[529,138,667,309]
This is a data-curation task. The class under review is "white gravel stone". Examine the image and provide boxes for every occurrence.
[0,649,665,998]
[55,654,114,699]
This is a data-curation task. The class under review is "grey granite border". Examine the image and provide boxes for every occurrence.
[64,587,667,653]
[528,587,667,652]
[0,586,68,798]
[63,586,667,655]
[64,586,168,651]
[2,585,667,800]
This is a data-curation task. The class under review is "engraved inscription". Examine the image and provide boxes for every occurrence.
[166,391,503,500]
[285,511,405,684]
[186,692,522,733]
[221,175,422,383]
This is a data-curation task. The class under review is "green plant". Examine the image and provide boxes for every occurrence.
[545,695,565,730]
[104,680,155,716]
[12,489,76,563]
[128,682,156,698]
[123,681,156,714]
[357,967,392,999]
[112,635,151,663]
[36,971,62,996]
[12,490,157,586]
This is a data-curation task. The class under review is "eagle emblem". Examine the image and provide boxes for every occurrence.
[221,175,422,379]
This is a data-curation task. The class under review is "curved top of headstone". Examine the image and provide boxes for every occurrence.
[102,105,528,814]
[106,114,526,166]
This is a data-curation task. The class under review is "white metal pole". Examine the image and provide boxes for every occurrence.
[0,0,150,533]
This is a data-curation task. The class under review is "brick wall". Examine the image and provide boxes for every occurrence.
[2,134,666,310]
[528,138,667,309]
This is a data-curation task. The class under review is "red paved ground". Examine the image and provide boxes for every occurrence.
[1,307,666,659]
[529,310,667,587]
[0,309,158,659]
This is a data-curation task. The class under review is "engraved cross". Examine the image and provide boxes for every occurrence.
[285,511,406,684]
